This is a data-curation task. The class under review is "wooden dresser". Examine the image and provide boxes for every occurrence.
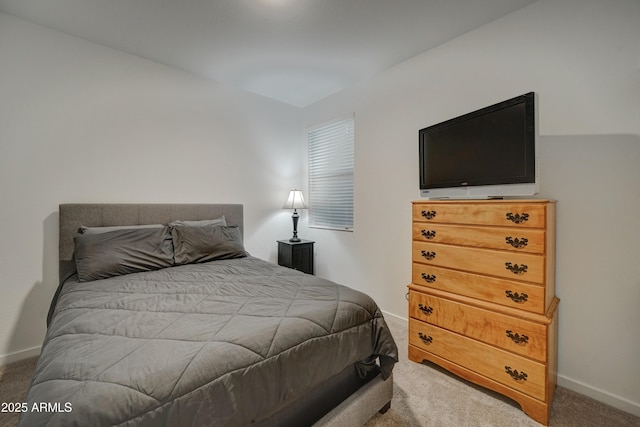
[408,199,559,425]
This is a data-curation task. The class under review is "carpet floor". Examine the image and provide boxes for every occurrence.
[1,315,638,426]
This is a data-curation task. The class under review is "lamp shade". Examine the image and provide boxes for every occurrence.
[283,190,308,210]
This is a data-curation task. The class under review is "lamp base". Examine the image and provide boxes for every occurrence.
[290,209,301,243]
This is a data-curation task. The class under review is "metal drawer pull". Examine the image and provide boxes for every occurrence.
[505,262,527,274]
[505,366,528,382]
[418,332,433,344]
[421,273,436,283]
[505,236,528,248]
[421,230,436,239]
[421,251,436,260]
[506,330,529,345]
[418,304,433,315]
[505,290,528,303]
[421,210,437,220]
[506,212,529,224]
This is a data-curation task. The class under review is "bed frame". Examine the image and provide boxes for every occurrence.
[58,203,392,426]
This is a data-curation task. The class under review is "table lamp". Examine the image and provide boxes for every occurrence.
[283,189,308,242]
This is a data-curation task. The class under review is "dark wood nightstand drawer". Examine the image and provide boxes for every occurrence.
[278,240,314,275]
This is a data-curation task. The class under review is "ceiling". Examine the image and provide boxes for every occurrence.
[0,0,536,107]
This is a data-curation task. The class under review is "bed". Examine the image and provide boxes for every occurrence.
[19,203,398,426]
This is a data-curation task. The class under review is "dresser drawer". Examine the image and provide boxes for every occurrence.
[409,319,546,400]
[413,223,545,254]
[413,241,545,284]
[409,291,547,361]
[413,203,546,228]
[412,263,546,314]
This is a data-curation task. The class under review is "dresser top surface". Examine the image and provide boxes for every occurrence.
[413,199,555,204]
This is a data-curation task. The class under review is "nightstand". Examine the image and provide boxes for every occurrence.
[277,239,315,275]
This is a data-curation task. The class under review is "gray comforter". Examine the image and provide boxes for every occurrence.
[20,257,397,426]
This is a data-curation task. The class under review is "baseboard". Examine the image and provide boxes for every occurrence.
[558,374,640,418]
[381,310,407,324]
[0,346,41,367]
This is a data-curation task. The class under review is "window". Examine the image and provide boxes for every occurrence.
[307,117,354,231]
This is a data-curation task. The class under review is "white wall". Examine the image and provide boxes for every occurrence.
[2,0,639,418]
[301,0,640,416]
[0,12,303,364]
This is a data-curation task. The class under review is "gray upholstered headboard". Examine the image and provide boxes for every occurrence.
[59,203,244,283]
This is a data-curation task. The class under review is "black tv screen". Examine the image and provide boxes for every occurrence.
[419,92,536,196]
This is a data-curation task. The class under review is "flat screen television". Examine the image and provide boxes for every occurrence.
[419,92,538,199]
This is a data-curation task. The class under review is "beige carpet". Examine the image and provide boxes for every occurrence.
[1,316,639,427]
[0,356,37,427]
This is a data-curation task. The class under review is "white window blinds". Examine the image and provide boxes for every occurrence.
[308,117,354,231]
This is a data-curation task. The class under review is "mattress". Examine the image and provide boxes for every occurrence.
[19,256,397,426]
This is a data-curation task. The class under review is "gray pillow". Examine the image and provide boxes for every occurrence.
[168,216,226,228]
[172,225,248,265]
[74,227,174,282]
[78,224,163,234]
